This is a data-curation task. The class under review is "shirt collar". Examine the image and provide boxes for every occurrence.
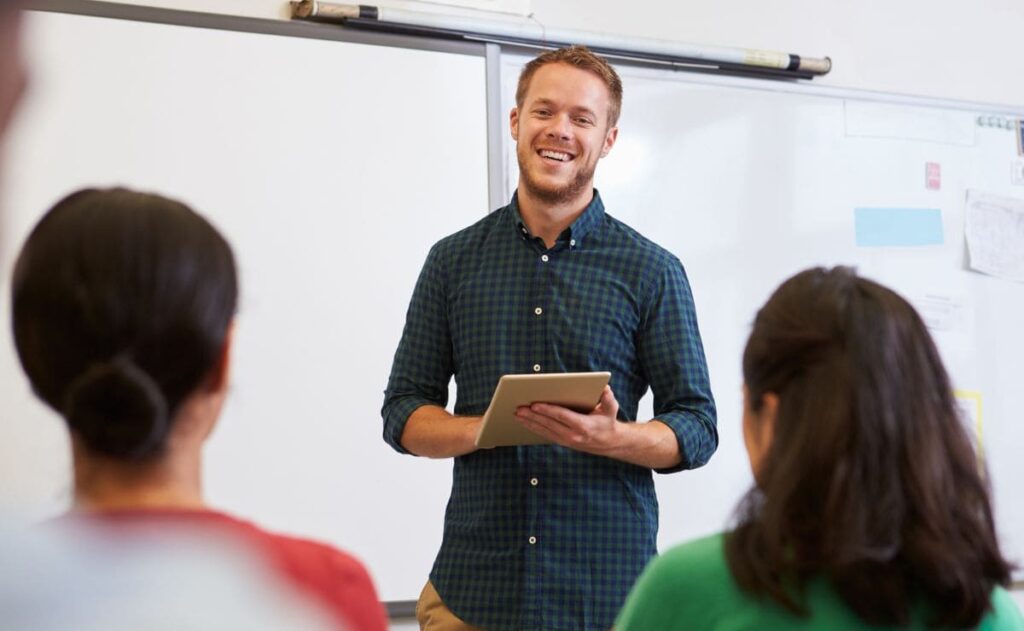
[508,189,605,246]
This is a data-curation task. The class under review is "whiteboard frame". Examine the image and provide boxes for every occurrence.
[493,42,1024,118]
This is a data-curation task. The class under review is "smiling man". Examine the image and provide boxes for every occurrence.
[383,46,717,631]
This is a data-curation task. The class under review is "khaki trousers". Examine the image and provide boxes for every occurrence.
[416,581,485,631]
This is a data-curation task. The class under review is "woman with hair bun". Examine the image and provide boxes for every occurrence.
[616,266,1022,630]
[11,187,388,631]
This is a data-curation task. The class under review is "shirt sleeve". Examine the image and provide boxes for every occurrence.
[278,539,389,631]
[636,256,718,473]
[321,551,390,631]
[381,242,454,454]
[988,586,1024,630]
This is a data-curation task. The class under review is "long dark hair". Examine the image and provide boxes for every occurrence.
[726,266,1013,627]
[11,187,237,461]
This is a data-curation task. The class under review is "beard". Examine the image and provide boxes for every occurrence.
[516,142,597,206]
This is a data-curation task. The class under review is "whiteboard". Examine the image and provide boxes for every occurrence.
[0,10,488,602]
[501,54,1024,576]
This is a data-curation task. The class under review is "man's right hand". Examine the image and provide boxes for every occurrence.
[399,405,485,458]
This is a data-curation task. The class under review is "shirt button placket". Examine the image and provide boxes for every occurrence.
[532,250,550,375]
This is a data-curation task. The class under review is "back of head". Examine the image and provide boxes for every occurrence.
[727,266,1013,627]
[12,187,238,461]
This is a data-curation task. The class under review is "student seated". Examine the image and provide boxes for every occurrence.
[11,187,388,631]
[616,266,1022,630]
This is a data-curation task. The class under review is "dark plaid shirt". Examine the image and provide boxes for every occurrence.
[382,191,717,630]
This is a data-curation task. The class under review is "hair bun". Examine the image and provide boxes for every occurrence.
[63,356,170,461]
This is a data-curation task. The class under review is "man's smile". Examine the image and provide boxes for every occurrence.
[538,148,574,163]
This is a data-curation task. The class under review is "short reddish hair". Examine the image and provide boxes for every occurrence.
[515,45,623,127]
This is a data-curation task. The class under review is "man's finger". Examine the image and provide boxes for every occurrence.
[517,406,576,431]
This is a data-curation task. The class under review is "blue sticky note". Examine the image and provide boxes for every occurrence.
[854,208,944,247]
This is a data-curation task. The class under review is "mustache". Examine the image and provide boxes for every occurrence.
[533,141,576,152]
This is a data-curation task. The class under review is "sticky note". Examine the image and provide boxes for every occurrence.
[854,208,944,247]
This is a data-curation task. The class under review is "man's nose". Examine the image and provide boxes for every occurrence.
[545,114,572,140]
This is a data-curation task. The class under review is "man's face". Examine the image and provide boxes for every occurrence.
[510,62,618,206]
[0,4,28,144]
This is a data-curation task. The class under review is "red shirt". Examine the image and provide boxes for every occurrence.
[63,508,388,631]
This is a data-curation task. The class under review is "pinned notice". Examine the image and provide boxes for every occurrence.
[964,190,1024,283]
[925,162,941,190]
[954,390,984,462]
[854,207,944,247]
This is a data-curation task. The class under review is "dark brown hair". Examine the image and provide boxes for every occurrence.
[515,45,623,127]
[12,187,237,461]
[726,266,1013,627]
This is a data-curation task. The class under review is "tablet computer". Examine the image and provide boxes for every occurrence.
[474,372,612,448]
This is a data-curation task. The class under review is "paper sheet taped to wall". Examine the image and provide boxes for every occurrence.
[854,207,944,247]
[954,390,984,463]
[964,190,1024,283]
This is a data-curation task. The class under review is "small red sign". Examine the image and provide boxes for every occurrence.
[926,162,941,190]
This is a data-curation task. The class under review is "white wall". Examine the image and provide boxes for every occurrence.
[95,0,1024,107]
[8,1,1023,622]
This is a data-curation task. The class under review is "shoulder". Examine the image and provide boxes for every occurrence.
[617,534,741,631]
[601,213,680,262]
[982,586,1024,630]
[647,532,732,587]
[428,207,507,260]
[599,212,688,291]
[200,512,380,598]
[251,527,377,589]
[243,525,388,630]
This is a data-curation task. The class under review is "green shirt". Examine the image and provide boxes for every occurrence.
[616,533,1024,631]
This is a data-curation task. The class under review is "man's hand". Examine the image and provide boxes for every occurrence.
[515,386,682,469]
[514,386,623,456]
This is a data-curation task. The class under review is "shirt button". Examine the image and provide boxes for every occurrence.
[534,307,543,315]
[541,254,549,262]
[528,536,537,545]
[530,477,538,486]
[533,364,541,372]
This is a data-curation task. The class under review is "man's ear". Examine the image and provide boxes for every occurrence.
[509,106,519,141]
[600,125,618,158]
[206,320,235,394]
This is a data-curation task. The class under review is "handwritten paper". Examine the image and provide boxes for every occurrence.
[913,294,965,332]
[964,190,1024,282]
[954,390,984,462]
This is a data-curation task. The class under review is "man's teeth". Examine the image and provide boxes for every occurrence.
[540,150,570,162]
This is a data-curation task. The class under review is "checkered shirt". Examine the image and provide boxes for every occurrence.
[382,191,717,630]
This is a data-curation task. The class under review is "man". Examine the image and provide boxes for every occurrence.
[383,45,717,631]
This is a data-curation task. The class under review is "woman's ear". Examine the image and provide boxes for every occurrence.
[743,386,779,482]
[206,320,235,394]
[758,392,779,448]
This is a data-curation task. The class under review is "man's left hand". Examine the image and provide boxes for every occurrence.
[515,385,622,455]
